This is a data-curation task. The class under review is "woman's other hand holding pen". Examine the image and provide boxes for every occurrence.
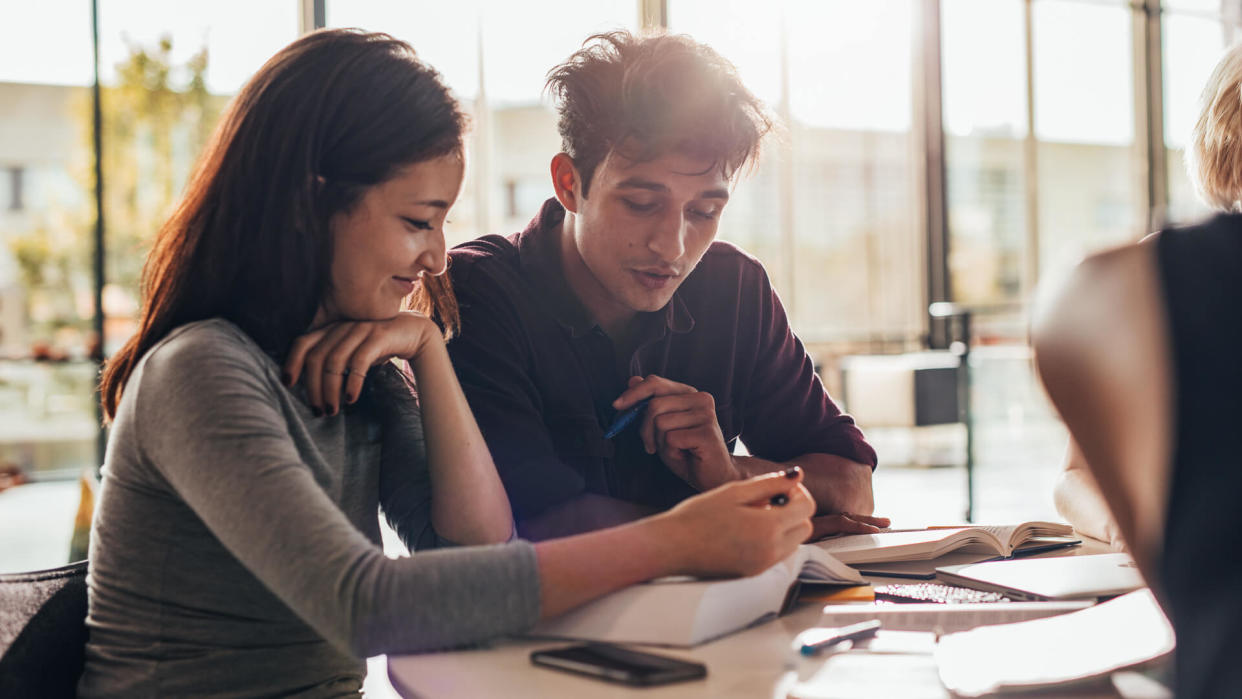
[653,467,815,579]
[535,467,815,618]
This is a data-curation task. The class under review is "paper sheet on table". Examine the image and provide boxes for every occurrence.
[819,600,1092,634]
[786,632,946,699]
[935,588,1174,697]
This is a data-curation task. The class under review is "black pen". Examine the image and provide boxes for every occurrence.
[794,620,882,656]
[603,397,651,439]
[769,466,801,507]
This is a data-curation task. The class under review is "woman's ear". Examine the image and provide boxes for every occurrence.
[550,153,581,214]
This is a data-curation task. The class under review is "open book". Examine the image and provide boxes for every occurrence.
[813,522,1075,566]
[528,545,863,647]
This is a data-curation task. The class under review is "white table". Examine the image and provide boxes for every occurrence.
[389,597,836,699]
[387,539,1162,699]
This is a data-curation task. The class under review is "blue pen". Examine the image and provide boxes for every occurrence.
[603,397,651,439]
[794,620,882,656]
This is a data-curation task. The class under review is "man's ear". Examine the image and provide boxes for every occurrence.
[550,153,582,214]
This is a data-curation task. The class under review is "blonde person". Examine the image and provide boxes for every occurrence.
[1051,44,1242,552]
[80,30,814,697]
[1034,41,1242,699]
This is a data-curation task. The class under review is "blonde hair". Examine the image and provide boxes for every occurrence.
[1189,42,1242,212]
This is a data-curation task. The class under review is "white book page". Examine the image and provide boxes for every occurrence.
[814,529,990,564]
[976,522,1076,552]
[974,525,1017,552]
[797,545,864,584]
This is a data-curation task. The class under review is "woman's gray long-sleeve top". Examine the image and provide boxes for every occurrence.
[78,319,541,697]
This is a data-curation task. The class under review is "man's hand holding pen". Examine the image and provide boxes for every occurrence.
[609,374,890,541]
[611,374,739,492]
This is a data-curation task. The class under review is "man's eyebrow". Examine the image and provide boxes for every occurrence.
[615,177,669,193]
[615,179,730,201]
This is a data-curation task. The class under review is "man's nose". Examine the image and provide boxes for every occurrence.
[647,209,686,261]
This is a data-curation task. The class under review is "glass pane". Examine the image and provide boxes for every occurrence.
[668,0,785,290]
[1032,0,1140,278]
[0,0,98,485]
[1163,0,1231,13]
[1164,13,1229,223]
[480,0,636,237]
[96,0,300,354]
[672,0,921,341]
[787,2,912,133]
[328,1,483,100]
[787,0,919,340]
[943,0,1028,307]
[668,0,783,106]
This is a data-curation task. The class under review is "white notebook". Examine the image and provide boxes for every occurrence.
[935,552,1144,601]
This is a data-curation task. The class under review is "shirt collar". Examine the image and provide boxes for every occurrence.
[517,198,695,340]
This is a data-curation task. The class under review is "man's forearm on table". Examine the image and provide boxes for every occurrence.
[733,453,875,514]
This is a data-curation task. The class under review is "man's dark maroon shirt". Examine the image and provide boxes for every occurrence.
[445,199,876,523]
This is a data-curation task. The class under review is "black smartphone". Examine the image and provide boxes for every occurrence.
[530,643,707,686]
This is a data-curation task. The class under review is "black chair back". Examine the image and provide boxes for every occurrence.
[0,561,88,698]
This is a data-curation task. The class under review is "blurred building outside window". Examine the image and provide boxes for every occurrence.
[0,0,1239,520]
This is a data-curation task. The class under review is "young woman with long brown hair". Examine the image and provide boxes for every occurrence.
[80,29,814,696]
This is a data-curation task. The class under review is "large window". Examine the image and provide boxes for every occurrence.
[5,0,1242,554]
[1034,0,1140,281]
[943,0,1029,308]
[0,2,299,481]
[0,1,99,479]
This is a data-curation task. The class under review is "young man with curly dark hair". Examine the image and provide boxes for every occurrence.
[443,31,886,540]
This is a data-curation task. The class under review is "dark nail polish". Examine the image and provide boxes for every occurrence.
[769,493,789,507]
[784,466,801,479]
[311,407,323,418]
[327,405,337,417]
[282,373,293,386]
